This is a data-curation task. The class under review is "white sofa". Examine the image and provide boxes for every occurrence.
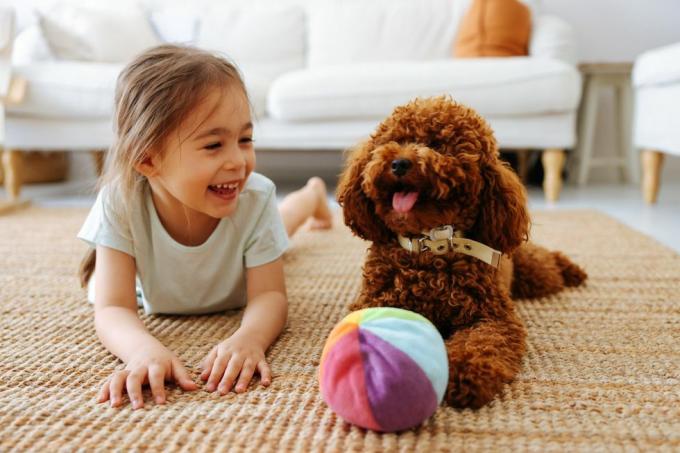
[1,0,581,202]
[633,42,680,204]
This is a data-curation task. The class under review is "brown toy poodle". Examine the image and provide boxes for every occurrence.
[337,96,587,409]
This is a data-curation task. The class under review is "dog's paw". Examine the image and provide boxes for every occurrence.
[445,376,496,409]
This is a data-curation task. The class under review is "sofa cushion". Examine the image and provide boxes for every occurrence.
[454,0,531,57]
[267,58,581,121]
[38,3,161,63]
[149,7,200,44]
[197,5,305,82]
[11,24,55,65]
[307,0,468,67]
[7,61,271,120]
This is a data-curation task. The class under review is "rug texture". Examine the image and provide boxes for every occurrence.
[0,207,679,452]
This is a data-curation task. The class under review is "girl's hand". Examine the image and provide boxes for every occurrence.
[200,332,272,394]
[97,344,198,409]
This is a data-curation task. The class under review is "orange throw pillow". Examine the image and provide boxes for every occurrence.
[454,0,531,58]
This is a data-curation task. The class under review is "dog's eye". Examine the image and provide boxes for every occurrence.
[429,140,443,149]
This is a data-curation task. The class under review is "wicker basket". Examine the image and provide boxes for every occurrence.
[0,151,69,184]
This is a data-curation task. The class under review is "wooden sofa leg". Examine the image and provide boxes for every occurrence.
[0,149,31,214]
[2,149,23,200]
[641,149,664,204]
[542,148,565,202]
[91,150,105,177]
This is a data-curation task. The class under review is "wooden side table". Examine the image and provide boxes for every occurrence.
[574,62,636,186]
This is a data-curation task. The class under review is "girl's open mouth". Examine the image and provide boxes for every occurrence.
[208,182,239,200]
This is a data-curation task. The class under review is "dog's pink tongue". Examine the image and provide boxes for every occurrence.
[392,191,419,213]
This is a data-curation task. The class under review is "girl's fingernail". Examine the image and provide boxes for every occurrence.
[156,397,164,404]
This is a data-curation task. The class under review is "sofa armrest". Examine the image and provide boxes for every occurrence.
[529,15,577,65]
[0,7,16,98]
[633,42,680,88]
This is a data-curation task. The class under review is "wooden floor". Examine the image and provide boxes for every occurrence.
[2,178,679,253]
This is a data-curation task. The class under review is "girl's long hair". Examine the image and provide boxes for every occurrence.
[79,45,247,287]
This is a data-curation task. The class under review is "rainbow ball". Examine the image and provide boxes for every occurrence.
[319,307,448,432]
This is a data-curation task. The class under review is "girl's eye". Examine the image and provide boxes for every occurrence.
[205,142,222,150]
[240,137,254,145]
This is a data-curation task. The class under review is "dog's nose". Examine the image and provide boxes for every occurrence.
[391,159,412,177]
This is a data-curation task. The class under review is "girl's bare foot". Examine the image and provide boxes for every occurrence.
[305,177,333,230]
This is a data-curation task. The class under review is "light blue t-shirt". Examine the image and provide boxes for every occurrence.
[77,172,290,315]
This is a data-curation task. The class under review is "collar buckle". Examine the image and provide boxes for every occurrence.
[424,225,454,255]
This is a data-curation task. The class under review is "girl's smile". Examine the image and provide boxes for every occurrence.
[208,180,242,202]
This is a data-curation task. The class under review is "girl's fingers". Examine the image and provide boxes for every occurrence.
[218,356,244,395]
[234,360,256,393]
[171,359,198,391]
[97,379,111,403]
[148,364,166,404]
[109,370,128,408]
[206,353,230,392]
[200,348,217,381]
[126,369,146,410]
[257,361,272,387]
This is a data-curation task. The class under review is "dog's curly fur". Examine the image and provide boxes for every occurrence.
[337,96,587,409]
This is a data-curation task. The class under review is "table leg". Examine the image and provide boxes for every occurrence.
[617,82,636,184]
[576,77,599,186]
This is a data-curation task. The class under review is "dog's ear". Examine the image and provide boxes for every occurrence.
[471,158,530,254]
[336,140,392,243]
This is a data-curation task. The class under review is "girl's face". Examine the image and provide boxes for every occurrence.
[142,86,255,220]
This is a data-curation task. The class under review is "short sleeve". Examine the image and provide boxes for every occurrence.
[244,186,290,268]
[77,187,134,257]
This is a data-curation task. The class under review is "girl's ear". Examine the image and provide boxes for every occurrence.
[471,158,530,254]
[134,154,158,178]
[336,140,392,243]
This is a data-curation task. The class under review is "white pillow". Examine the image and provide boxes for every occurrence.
[12,24,55,64]
[38,3,161,62]
[307,0,462,68]
[197,5,305,81]
[149,8,200,44]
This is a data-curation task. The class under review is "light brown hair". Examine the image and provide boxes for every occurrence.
[79,44,248,287]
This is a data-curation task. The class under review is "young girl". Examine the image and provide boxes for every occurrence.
[77,45,333,410]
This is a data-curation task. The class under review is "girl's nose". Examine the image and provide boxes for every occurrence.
[223,143,246,170]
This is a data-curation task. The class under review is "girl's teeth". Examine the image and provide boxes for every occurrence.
[212,182,238,189]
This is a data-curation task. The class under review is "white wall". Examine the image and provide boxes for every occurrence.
[542,0,680,182]
[543,0,679,62]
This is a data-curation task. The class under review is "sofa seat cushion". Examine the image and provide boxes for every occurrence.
[8,62,271,120]
[267,57,580,121]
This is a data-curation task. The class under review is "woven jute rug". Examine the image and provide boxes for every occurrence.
[0,207,679,452]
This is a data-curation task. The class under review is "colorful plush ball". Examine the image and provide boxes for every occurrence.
[319,307,449,432]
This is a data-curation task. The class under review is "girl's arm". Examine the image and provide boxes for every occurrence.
[94,245,197,409]
[201,257,288,394]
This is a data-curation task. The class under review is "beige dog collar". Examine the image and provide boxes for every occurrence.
[397,225,502,268]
